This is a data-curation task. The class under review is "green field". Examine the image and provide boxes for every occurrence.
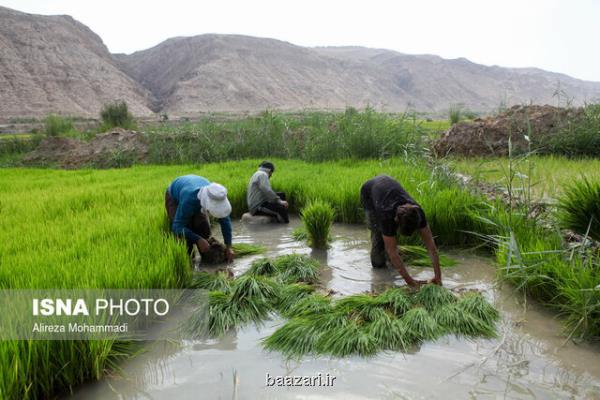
[450,155,600,200]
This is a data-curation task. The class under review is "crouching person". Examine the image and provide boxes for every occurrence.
[165,174,234,263]
[247,161,289,223]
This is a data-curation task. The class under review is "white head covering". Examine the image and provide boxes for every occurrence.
[197,183,232,219]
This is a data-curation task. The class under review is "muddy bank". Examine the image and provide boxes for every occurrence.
[22,128,148,168]
[435,105,582,156]
[69,220,600,399]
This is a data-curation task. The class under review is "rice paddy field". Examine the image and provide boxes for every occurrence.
[1,117,600,398]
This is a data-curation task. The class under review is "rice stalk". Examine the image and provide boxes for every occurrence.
[276,283,315,314]
[189,271,232,292]
[244,257,277,276]
[315,319,378,357]
[281,293,332,318]
[273,254,320,284]
[433,304,497,338]
[399,245,458,267]
[301,199,335,248]
[376,288,413,316]
[231,243,266,257]
[414,284,456,311]
[399,307,441,341]
[456,292,500,325]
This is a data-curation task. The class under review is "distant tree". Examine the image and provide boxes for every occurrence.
[100,101,136,130]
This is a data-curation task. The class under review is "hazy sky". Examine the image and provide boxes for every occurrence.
[3,0,599,82]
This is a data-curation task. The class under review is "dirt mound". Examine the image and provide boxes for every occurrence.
[22,128,148,168]
[434,105,583,156]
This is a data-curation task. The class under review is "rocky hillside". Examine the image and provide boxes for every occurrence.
[0,6,153,119]
[2,5,600,119]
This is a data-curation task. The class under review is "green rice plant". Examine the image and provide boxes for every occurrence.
[230,275,280,304]
[334,294,385,321]
[207,291,239,337]
[291,226,308,241]
[272,254,321,284]
[363,311,410,350]
[557,178,600,241]
[456,292,500,325]
[300,199,335,248]
[189,271,232,292]
[315,319,379,357]
[276,283,315,314]
[376,288,413,316]
[433,304,496,338]
[231,243,266,257]
[262,317,323,358]
[413,284,457,311]
[244,257,277,276]
[399,245,458,267]
[281,293,332,318]
[398,307,441,341]
[43,114,74,137]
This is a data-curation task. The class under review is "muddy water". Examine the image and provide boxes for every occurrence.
[70,219,600,399]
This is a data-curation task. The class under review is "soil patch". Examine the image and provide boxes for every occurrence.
[434,105,583,156]
[22,128,148,168]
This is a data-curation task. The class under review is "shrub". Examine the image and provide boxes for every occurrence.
[44,114,74,137]
[539,104,600,157]
[448,105,462,125]
[558,178,600,241]
[100,101,136,130]
[300,199,335,248]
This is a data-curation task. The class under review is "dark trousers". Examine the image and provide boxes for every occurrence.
[165,190,211,253]
[365,210,387,268]
[254,192,289,223]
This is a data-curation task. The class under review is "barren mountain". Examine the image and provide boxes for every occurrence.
[2,5,600,119]
[117,35,600,116]
[0,6,153,119]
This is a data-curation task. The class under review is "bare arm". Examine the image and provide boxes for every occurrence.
[383,235,418,287]
[419,225,442,285]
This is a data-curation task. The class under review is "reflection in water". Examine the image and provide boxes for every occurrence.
[69,219,600,399]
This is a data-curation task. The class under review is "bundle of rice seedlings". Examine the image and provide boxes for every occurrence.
[399,307,441,341]
[273,254,320,284]
[244,257,277,276]
[363,311,408,350]
[399,245,458,267]
[262,317,323,358]
[316,319,378,357]
[232,243,266,257]
[230,275,280,304]
[282,293,332,318]
[276,283,315,314]
[557,178,600,242]
[207,291,239,337]
[433,304,496,338]
[189,271,232,292]
[301,199,335,249]
[456,292,500,325]
[414,284,456,311]
[334,294,385,321]
[376,288,413,316]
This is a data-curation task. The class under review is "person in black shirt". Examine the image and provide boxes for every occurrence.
[360,175,441,288]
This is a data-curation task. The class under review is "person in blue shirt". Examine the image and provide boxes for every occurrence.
[165,175,234,263]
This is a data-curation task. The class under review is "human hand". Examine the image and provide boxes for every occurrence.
[225,247,235,263]
[280,200,289,209]
[197,238,210,253]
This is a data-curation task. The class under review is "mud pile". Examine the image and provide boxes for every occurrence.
[434,105,583,156]
[22,128,148,168]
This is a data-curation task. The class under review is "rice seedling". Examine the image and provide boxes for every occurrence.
[334,294,385,321]
[276,283,315,314]
[433,304,497,338]
[207,291,239,337]
[230,275,280,304]
[376,288,413,316]
[244,257,277,276]
[398,307,442,341]
[557,178,600,241]
[300,199,335,248]
[315,319,379,357]
[456,292,500,325]
[189,271,232,292]
[413,284,457,311]
[363,311,410,350]
[281,293,332,318]
[231,243,266,257]
[399,245,458,267]
[262,317,323,358]
[291,226,308,241]
[272,254,321,284]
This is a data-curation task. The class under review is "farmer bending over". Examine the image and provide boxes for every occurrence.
[165,175,234,262]
[247,161,289,223]
[360,175,441,288]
